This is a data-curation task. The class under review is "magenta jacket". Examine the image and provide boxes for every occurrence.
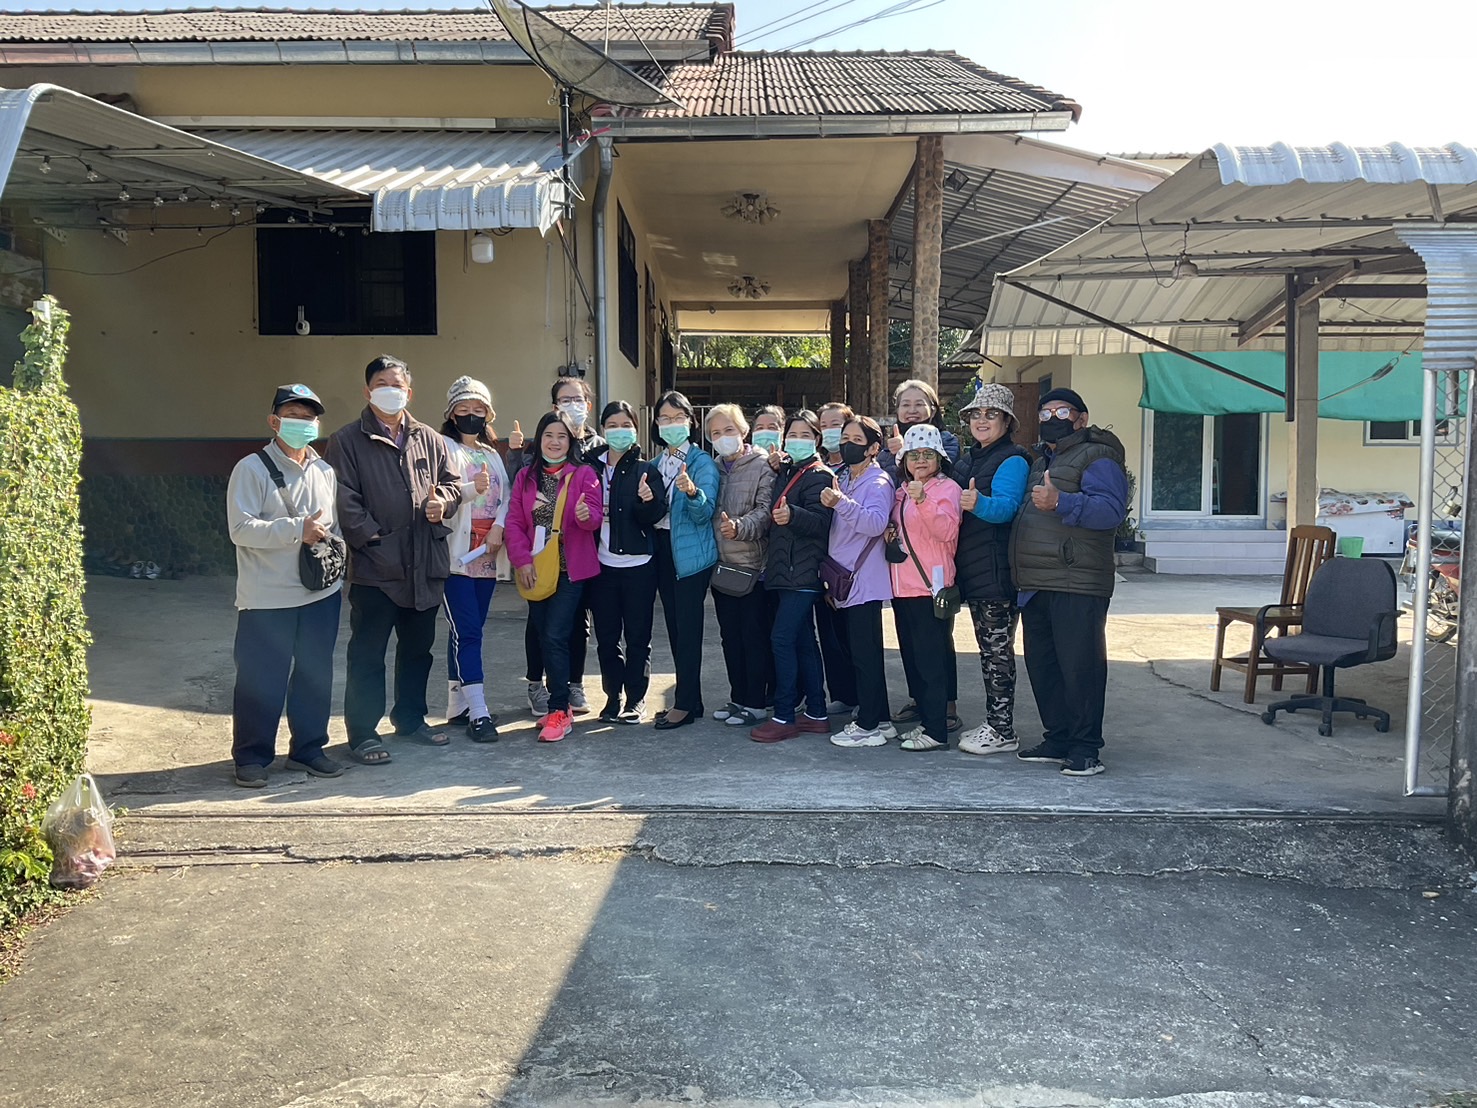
[506,463,604,584]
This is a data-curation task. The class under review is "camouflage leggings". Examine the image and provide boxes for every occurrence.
[968,599,1018,740]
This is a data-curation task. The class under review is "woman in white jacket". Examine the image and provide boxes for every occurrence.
[440,376,511,742]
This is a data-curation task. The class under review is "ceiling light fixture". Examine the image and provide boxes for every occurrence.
[944,168,969,192]
[117,188,131,202]
[38,156,52,175]
[1171,253,1199,281]
[727,275,770,300]
[721,191,780,225]
[84,164,99,182]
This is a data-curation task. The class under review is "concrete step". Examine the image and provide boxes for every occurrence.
[1144,555,1286,575]
[1138,528,1285,545]
[1141,541,1289,560]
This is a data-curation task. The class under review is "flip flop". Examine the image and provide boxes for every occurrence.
[395,724,450,747]
[346,739,392,765]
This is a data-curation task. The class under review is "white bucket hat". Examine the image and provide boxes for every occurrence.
[902,422,945,457]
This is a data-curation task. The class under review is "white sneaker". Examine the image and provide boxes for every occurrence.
[876,721,899,741]
[826,700,858,717]
[958,723,1019,756]
[830,722,887,748]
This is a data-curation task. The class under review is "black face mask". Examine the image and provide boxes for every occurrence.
[839,442,870,466]
[1039,417,1076,445]
[453,413,487,437]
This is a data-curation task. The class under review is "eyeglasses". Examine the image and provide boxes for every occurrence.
[969,408,1007,422]
[1039,405,1079,422]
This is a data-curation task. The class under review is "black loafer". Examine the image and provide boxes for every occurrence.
[653,710,700,731]
[468,716,499,743]
[285,755,345,778]
[234,763,269,788]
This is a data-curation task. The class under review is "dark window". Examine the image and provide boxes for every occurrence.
[257,209,436,336]
[617,204,639,367]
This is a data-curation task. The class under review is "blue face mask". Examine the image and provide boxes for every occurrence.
[785,439,818,462]
[659,424,691,447]
[604,427,638,453]
[752,430,781,452]
[276,417,319,450]
[820,427,843,452]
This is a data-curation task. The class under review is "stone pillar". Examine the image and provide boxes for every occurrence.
[868,219,890,419]
[848,259,869,414]
[1286,297,1320,529]
[829,300,848,404]
[911,135,945,390]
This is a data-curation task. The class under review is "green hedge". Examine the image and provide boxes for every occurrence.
[0,297,92,929]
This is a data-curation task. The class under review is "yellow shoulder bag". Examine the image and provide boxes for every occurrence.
[516,472,572,602]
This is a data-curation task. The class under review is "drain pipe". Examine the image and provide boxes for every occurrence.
[591,135,614,406]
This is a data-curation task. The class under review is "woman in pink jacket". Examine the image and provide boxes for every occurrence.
[506,411,603,742]
[890,423,962,751]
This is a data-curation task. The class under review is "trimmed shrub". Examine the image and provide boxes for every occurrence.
[0,297,92,928]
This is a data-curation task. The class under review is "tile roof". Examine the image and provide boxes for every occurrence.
[625,51,1080,120]
[0,4,729,44]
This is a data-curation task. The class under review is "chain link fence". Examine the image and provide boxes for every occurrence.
[1402,368,1472,797]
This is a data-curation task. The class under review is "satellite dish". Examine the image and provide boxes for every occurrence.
[487,0,685,111]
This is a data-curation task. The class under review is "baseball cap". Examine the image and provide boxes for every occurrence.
[272,383,325,416]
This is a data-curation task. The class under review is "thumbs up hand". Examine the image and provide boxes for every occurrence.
[508,419,524,451]
[719,510,738,540]
[1031,469,1060,512]
[960,477,979,513]
[425,489,445,524]
[766,447,784,473]
[820,475,842,509]
[473,462,490,495]
[301,508,328,545]
[575,490,591,523]
[771,495,791,526]
[907,479,926,505]
[637,471,655,502]
[675,462,697,497]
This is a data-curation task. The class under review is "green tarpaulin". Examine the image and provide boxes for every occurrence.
[1139,351,1426,421]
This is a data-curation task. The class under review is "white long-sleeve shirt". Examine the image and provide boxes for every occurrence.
[443,436,511,577]
[225,440,342,610]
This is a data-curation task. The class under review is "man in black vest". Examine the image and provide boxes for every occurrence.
[1008,388,1128,776]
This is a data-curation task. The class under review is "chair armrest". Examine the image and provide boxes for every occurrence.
[1366,610,1399,661]
[1254,602,1303,643]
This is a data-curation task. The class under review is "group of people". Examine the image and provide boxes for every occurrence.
[225,354,1128,788]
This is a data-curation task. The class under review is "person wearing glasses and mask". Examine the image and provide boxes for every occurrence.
[1009,387,1128,778]
[950,384,1030,758]
[507,376,605,719]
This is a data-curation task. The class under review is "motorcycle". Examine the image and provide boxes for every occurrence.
[1402,486,1462,643]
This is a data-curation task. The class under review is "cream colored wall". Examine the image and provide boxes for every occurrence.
[46,213,594,440]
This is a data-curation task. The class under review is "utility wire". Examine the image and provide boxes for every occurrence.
[734,0,869,49]
[775,0,954,52]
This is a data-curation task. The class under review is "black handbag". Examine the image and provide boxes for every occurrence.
[257,449,347,592]
[898,501,961,621]
[711,562,759,597]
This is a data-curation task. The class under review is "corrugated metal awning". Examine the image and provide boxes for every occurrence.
[197,128,586,234]
[982,143,1477,357]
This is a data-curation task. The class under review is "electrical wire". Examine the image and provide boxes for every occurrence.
[774,0,954,52]
[734,0,869,49]
[12,224,244,278]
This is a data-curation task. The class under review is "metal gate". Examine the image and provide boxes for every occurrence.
[1402,367,1473,797]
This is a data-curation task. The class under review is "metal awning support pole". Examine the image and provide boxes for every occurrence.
[1405,366,1439,796]
[1286,293,1321,529]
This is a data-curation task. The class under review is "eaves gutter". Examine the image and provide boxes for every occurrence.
[0,39,708,66]
[598,110,1076,141]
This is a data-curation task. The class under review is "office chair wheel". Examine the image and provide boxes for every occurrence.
[1318,722,1333,737]
[1261,711,1276,725]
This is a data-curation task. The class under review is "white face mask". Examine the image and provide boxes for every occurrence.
[712,435,743,458]
[369,386,408,415]
[557,400,588,426]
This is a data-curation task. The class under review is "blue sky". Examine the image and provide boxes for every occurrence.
[2,0,1472,153]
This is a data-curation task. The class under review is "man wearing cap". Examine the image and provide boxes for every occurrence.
[225,384,344,788]
[1009,387,1128,777]
[324,355,463,765]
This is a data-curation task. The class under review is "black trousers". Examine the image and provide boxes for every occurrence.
[589,559,658,710]
[893,596,952,745]
[841,600,892,730]
[344,583,439,748]
[902,609,958,704]
[654,529,711,715]
[231,590,342,768]
[712,583,771,709]
[525,596,588,683]
[1019,590,1110,756]
[815,595,858,706]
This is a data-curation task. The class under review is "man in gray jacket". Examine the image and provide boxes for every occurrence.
[325,355,462,764]
[226,384,344,788]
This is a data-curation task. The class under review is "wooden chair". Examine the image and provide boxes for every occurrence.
[1210,525,1337,703]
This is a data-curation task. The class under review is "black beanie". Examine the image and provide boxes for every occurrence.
[1039,387,1088,414]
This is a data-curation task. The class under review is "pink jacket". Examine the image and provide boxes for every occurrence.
[506,463,604,583]
[890,476,962,598]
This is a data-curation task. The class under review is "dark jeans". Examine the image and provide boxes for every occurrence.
[815,596,857,707]
[1020,590,1110,756]
[654,530,711,715]
[525,594,588,683]
[841,600,892,730]
[770,588,827,723]
[894,596,952,745]
[345,584,439,748]
[712,583,770,709]
[529,573,589,713]
[232,590,342,768]
[443,574,496,686]
[589,560,658,710]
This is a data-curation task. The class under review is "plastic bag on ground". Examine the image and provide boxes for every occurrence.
[42,773,117,889]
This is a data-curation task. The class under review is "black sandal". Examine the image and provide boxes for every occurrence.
[346,739,392,765]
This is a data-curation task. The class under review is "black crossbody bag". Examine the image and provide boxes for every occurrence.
[257,449,347,592]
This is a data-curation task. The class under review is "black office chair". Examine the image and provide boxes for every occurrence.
[1257,557,1399,736]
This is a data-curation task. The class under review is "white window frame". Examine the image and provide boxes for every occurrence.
[1141,409,1269,522]
[1363,418,1459,446]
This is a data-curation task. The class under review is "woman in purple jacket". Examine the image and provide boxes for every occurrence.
[823,416,899,748]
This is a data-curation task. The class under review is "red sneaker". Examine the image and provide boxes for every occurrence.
[750,719,801,743]
[538,709,573,743]
[795,714,831,734]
